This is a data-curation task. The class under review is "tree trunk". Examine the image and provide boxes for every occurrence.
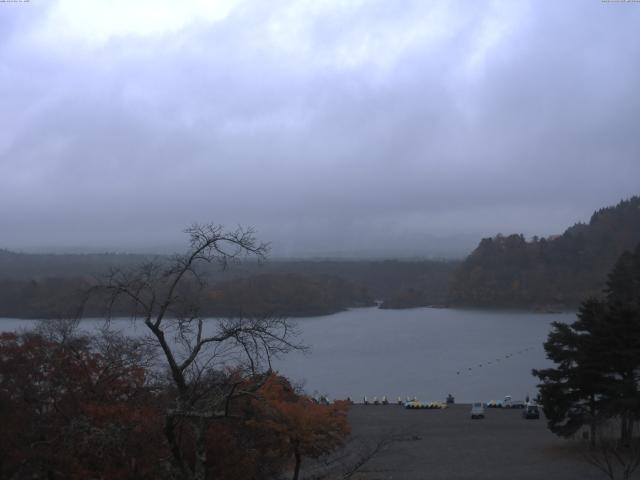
[589,395,597,448]
[619,413,628,446]
[165,414,190,479]
[292,448,302,480]
[194,419,207,480]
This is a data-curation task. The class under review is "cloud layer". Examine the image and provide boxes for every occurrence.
[1,0,639,256]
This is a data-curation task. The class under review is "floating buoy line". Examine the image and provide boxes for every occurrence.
[455,346,536,375]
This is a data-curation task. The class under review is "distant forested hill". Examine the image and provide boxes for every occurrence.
[261,259,458,308]
[0,250,151,279]
[203,274,374,317]
[0,249,456,317]
[449,196,640,308]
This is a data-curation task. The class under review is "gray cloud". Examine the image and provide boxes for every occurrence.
[1,0,639,256]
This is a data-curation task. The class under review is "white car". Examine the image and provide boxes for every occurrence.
[471,402,485,419]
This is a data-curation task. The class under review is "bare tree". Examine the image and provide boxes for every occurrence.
[98,223,302,480]
[583,420,640,480]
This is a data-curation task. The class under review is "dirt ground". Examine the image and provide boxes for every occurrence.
[339,404,618,480]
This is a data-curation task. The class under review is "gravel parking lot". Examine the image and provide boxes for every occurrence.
[344,404,609,480]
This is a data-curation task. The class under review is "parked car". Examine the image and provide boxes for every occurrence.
[471,402,485,419]
[522,404,540,419]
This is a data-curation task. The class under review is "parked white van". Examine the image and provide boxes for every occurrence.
[471,402,485,419]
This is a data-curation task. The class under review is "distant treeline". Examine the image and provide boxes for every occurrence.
[203,274,373,317]
[0,274,372,319]
[2,196,639,317]
[0,250,152,280]
[0,252,457,318]
[0,277,92,319]
[449,196,640,309]
[254,259,457,308]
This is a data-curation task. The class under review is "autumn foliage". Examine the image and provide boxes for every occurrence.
[247,375,351,479]
[0,330,351,480]
[0,330,165,479]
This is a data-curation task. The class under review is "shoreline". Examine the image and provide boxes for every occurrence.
[0,304,577,321]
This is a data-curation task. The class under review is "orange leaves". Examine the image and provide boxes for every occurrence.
[251,374,351,459]
[0,333,349,480]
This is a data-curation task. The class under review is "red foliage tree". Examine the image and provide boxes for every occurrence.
[0,329,165,479]
[247,375,351,480]
[1,330,350,480]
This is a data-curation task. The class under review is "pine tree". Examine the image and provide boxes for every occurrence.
[533,244,640,445]
[598,244,640,444]
[533,299,608,445]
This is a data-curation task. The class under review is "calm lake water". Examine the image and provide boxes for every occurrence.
[0,307,575,403]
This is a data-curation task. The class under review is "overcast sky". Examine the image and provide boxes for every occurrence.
[1,0,639,257]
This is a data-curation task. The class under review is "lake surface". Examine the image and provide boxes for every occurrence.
[0,307,575,403]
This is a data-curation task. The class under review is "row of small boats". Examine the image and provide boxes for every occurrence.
[404,400,448,410]
[358,396,449,409]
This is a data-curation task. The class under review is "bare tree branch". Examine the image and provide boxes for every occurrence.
[91,223,299,480]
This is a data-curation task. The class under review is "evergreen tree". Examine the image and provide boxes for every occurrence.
[533,299,608,444]
[598,245,640,444]
[533,244,640,445]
